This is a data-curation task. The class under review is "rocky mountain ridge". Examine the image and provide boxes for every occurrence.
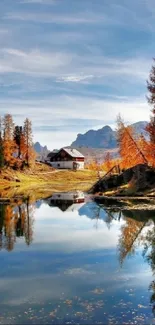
[71,121,148,149]
[33,142,50,160]
[34,142,49,153]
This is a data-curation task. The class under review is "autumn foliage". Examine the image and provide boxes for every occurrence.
[0,114,36,169]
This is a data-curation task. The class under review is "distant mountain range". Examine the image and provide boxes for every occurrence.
[34,121,148,163]
[71,121,148,149]
[34,142,49,153]
[33,142,50,160]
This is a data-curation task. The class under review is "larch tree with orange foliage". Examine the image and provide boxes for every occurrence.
[23,118,36,166]
[116,114,147,169]
[0,117,4,168]
[146,59,155,166]
[3,114,16,167]
[137,133,150,163]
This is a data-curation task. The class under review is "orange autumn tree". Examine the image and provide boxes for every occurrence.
[146,59,155,166]
[116,114,148,169]
[137,133,152,164]
[3,114,17,167]
[0,115,36,169]
[86,161,99,170]
[0,116,4,168]
[103,152,113,172]
[23,118,36,167]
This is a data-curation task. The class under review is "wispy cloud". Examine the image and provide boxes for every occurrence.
[0,47,151,82]
[0,95,149,148]
[57,74,94,83]
[0,48,71,75]
[4,11,104,25]
[0,0,154,148]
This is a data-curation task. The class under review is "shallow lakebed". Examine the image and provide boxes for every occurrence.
[0,193,155,324]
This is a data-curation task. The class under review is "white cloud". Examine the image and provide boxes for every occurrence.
[0,95,149,123]
[0,95,150,148]
[57,74,94,83]
[0,0,153,151]
[0,48,71,76]
[0,47,151,82]
[5,11,103,25]
[5,0,155,33]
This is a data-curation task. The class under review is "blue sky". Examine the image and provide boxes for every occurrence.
[0,0,155,149]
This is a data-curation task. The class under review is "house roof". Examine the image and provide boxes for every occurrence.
[63,148,84,158]
[47,152,56,158]
[47,147,84,160]
[47,150,59,158]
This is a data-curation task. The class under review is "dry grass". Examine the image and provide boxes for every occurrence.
[0,165,98,199]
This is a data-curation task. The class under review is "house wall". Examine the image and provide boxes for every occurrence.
[49,160,84,170]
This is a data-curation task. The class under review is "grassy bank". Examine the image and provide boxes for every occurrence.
[0,164,98,199]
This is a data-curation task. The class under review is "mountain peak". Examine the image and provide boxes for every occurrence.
[71,125,116,149]
[71,121,148,149]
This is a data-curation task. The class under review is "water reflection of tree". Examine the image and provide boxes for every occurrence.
[90,202,121,229]
[0,205,5,249]
[104,208,121,229]
[118,212,146,265]
[142,222,155,315]
[0,197,34,251]
[118,209,155,315]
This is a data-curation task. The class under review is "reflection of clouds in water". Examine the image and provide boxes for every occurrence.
[30,203,125,252]
[0,274,71,306]
[0,262,152,307]
[0,201,153,314]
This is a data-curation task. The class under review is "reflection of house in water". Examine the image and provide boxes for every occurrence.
[45,191,85,212]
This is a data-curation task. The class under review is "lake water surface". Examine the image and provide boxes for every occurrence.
[0,194,155,324]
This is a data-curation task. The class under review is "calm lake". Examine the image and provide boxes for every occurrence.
[0,193,155,324]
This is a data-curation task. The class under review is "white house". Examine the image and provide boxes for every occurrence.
[46,148,85,170]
